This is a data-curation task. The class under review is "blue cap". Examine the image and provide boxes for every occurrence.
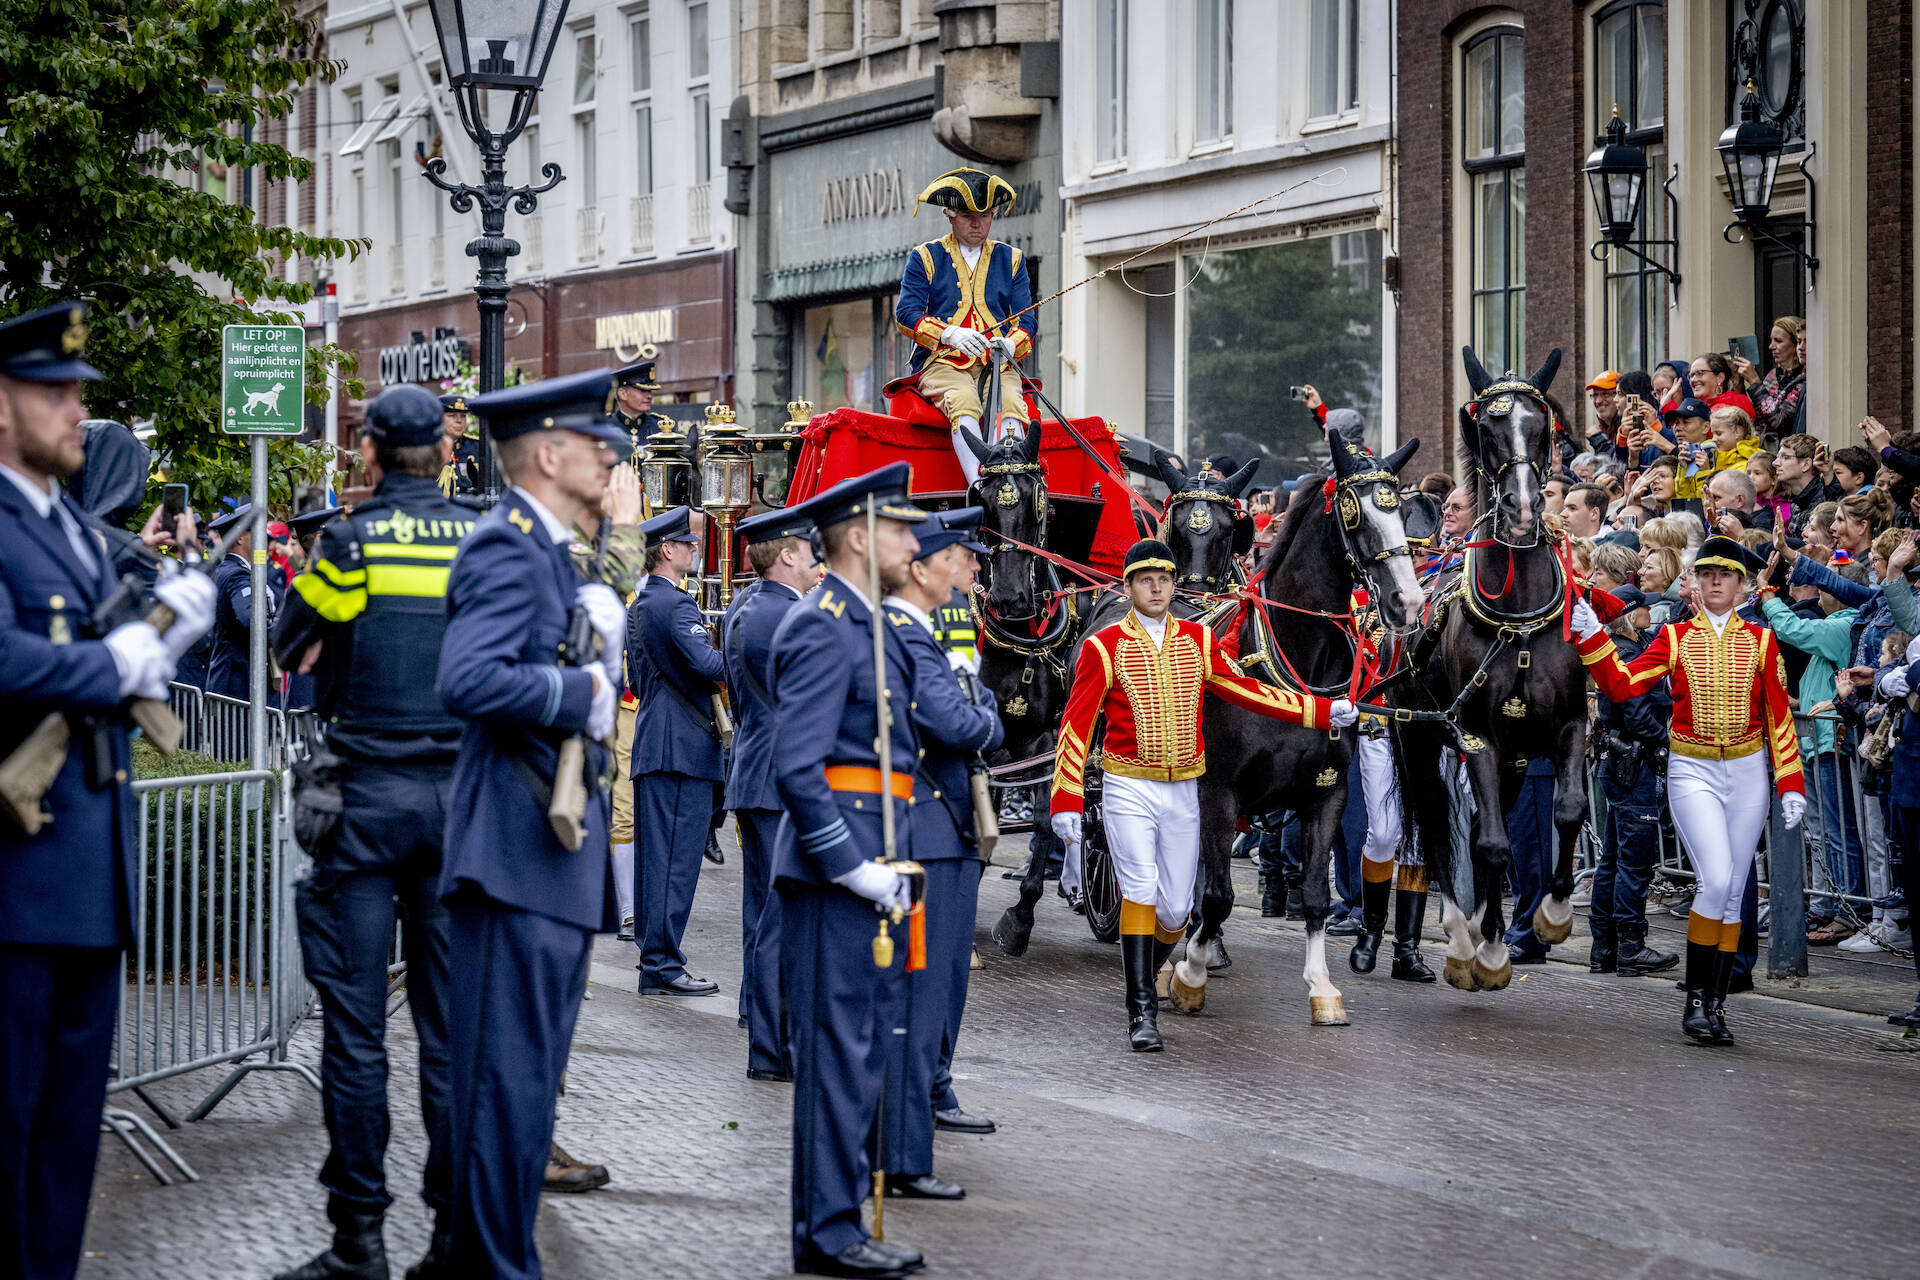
[364,384,446,447]
[0,300,103,383]
[1663,396,1712,424]
[639,505,698,546]
[790,461,927,531]
[439,392,470,413]
[614,359,660,391]
[738,505,814,544]
[288,506,342,540]
[207,503,254,536]
[910,505,988,560]
[469,368,628,457]
[1606,585,1648,611]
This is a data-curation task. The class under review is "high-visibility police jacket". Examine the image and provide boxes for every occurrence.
[932,588,978,667]
[271,473,476,760]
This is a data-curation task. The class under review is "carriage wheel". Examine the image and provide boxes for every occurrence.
[1082,769,1122,943]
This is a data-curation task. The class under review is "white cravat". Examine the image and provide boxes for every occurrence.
[1131,609,1168,650]
[2,461,99,576]
[958,242,983,272]
[1702,607,1734,636]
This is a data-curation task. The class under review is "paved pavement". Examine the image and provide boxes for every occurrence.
[82,830,1920,1280]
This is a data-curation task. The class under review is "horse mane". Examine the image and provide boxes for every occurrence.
[1255,478,1318,582]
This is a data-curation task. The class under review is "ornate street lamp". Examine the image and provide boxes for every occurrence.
[744,399,810,509]
[639,415,692,513]
[422,0,571,502]
[1583,106,1681,291]
[1717,78,1818,279]
[698,404,752,608]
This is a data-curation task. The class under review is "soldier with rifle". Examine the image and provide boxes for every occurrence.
[0,300,218,1280]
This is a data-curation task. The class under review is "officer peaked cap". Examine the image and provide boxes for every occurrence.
[738,505,814,544]
[915,168,1017,217]
[639,505,698,546]
[909,505,989,561]
[365,384,446,447]
[287,506,342,540]
[0,300,103,383]
[439,392,471,413]
[469,368,629,457]
[614,359,661,391]
[1123,538,1177,580]
[791,462,927,531]
[207,503,254,536]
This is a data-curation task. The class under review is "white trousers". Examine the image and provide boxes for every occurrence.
[1102,773,1201,935]
[612,840,635,924]
[1357,733,1402,867]
[1668,751,1770,925]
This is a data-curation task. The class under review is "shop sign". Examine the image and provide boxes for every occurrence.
[594,306,675,361]
[378,327,467,386]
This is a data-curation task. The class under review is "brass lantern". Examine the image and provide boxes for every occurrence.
[698,403,752,515]
[745,399,811,508]
[639,415,692,513]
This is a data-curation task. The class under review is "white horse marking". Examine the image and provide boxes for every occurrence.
[1302,929,1341,999]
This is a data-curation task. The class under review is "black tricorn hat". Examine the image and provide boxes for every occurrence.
[1122,538,1177,579]
[915,168,1017,217]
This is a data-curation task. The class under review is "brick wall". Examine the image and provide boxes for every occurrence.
[1866,0,1915,437]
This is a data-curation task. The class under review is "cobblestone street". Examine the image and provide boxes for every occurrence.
[82,830,1920,1280]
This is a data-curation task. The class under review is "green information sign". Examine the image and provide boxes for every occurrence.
[220,323,307,435]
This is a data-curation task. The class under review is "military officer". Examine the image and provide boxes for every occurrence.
[438,393,480,497]
[625,505,728,996]
[205,501,283,701]
[769,461,928,1280]
[896,167,1036,484]
[267,385,475,1280]
[880,507,1003,1199]
[724,504,819,1080]
[0,300,217,1280]
[611,358,666,454]
[434,368,626,1280]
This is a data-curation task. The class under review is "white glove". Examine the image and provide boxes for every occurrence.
[946,648,979,676]
[1780,793,1806,831]
[153,564,217,661]
[1879,665,1911,700]
[1571,599,1603,639]
[834,859,910,914]
[940,325,989,359]
[987,334,1020,364]
[1051,811,1082,846]
[583,660,615,741]
[104,621,173,701]
[1330,698,1358,727]
[576,583,626,660]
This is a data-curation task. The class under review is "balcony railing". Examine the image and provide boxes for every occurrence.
[576,206,600,263]
[385,243,405,295]
[427,233,445,288]
[630,193,655,256]
[688,181,711,244]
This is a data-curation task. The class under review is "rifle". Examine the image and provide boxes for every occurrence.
[548,516,613,850]
[0,523,243,837]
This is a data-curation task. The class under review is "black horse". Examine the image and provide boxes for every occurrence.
[1394,347,1588,992]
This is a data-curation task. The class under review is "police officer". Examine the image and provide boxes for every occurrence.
[206,501,283,700]
[626,505,727,996]
[434,368,626,1280]
[0,300,217,1280]
[769,462,927,1280]
[264,385,472,1280]
[438,393,479,497]
[724,505,819,1080]
[880,507,1003,1199]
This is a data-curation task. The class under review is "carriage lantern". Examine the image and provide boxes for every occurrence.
[1583,108,1646,248]
[698,404,752,606]
[638,415,692,512]
[743,400,810,508]
[1717,79,1785,228]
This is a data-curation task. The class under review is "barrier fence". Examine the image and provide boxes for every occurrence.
[165,682,321,770]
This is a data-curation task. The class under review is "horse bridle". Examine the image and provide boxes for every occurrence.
[974,455,1049,618]
[1160,488,1243,591]
[1468,378,1554,550]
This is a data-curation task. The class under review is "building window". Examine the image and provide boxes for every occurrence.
[1309,0,1360,119]
[1462,27,1525,377]
[630,8,653,196]
[1194,0,1232,145]
[1727,0,1804,144]
[689,1,711,186]
[1095,0,1127,165]
[572,29,597,219]
[691,91,711,182]
[687,1,708,80]
[1596,1,1667,373]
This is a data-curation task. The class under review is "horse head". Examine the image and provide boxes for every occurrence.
[1157,453,1261,594]
[1459,345,1562,545]
[1327,434,1427,630]
[962,425,1048,617]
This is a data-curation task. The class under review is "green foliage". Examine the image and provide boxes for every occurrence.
[132,737,232,781]
[0,0,367,512]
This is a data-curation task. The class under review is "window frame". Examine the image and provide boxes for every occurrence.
[1193,0,1233,148]
[688,0,712,186]
[1460,25,1526,377]
[1307,0,1361,122]
[628,8,654,198]
[1593,0,1669,374]
[1094,0,1128,167]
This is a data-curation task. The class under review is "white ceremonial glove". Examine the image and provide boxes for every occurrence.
[946,647,979,676]
[152,563,217,661]
[987,334,1021,364]
[576,583,626,660]
[104,621,173,701]
[1330,698,1359,728]
[940,325,990,359]
[1780,793,1806,831]
[1051,811,1083,846]
[1879,665,1911,700]
[583,660,616,741]
[835,859,910,913]
[1571,599,1603,639]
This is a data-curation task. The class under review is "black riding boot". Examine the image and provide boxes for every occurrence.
[1681,941,1717,1043]
[1705,948,1737,1045]
[1348,873,1391,973]
[1390,889,1436,982]
[274,1211,389,1280]
[1261,874,1283,918]
[1123,933,1163,1052]
[404,1211,454,1280]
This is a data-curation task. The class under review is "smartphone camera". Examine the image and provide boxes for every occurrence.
[1290,386,1310,403]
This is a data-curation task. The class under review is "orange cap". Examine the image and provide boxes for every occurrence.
[1585,370,1621,391]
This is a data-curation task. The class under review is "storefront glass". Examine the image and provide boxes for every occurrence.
[1184,230,1384,472]
[794,295,898,414]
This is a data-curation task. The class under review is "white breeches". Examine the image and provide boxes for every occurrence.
[1357,733,1401,866]
[1668,752,1770,925]
[613,840,635,923]
[1102,773,1201,935]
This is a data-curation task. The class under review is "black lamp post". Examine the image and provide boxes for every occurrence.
[1583,106,1681,291]
[1717,78,1819,279]
[422,0,571,502]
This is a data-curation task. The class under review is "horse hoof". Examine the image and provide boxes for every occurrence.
[1533,899,1574,944]
[992,909,1032,958]
[1443,957,1482,991]
[1206,937,1231,971]
[1309,995,1349,1026]
[1167,966,1207,1014]
[1472,955,1513,991]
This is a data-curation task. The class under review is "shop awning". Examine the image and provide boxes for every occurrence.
[763,247,911,304]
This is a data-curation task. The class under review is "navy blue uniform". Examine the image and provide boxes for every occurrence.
[435,488,615,1280]
[270,474,473,1249]
[724,576,802,1071]
[625,572,727,988]
[880,603,1000,1179]
[771,572,920,1264]
[207,549,281,701]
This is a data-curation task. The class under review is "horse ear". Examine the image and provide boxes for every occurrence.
[957,424,993,464]
[1155,451,1191,494]
[1225,457,1263,498]
[1231,512,1256,556]
[1461,346,1494,397]
[1020,423,1042,465]
[1527,348,1563,397]
[1381,437,1421,476]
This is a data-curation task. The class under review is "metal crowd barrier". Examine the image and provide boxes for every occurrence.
[105,765,318,1184]
[164,683,321,770]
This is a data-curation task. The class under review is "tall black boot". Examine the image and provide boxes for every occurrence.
[1261,874,1282,917]
[1390,889,1435,982]
[404,1211,454,1280]
[1680,942,1716,1043]
[1705,948,1737,1045]
[274,1211,389,1280]
[1348,872,1392,973]
[1122,934,1163,1052]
